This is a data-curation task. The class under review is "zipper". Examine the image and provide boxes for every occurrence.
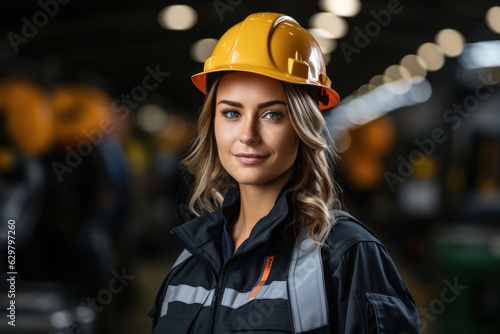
[208,214,288,333]
[172,214,288,333]
[207,238,283,332]
[207,265,225,333]
[208,251,251,334]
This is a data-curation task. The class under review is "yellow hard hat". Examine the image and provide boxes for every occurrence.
[53,84,111,145]
[0,79,55,157]
[191,12,340,110]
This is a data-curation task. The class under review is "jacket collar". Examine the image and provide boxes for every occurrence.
[234,184,292,253]
[171,183,293,270]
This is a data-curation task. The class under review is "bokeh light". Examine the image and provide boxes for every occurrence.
[158,5,197,30]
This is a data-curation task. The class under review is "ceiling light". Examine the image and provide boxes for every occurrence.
[137,104,169,133]
[309,12,348,39]
[158,5,198,30]
[435,28,465,57]
[330,125,351,152]
[486,6,500,34]
[384,65,412,82]
[369,74,391,87]
[407,79,432,104]
[323,53,332,65]
[318,0,362,17]
[190,38,218,63]
[459,40,500,69]
[417,43,445,71]
[400,54,427,81]
[308,28,337,53]
[384,65,412,94]
[356,84,376,96]
[327,79,432,129]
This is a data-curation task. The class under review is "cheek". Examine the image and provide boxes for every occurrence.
[214,120,233,156]
[289,139,300,162]
[276,130,299,162]
[214,119,224,145]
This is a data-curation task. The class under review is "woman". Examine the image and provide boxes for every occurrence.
[149,12,421,333]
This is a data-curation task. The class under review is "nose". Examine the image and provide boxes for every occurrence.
[239,117,261,146]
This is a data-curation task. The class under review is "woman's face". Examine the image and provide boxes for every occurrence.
[214,72,299,188]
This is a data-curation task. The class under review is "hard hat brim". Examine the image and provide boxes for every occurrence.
[191,67,340,110]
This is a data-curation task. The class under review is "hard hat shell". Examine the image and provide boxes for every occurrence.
[0,79,55,156]
[191,12,340,110]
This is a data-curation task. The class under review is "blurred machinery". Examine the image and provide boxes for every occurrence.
[133,101,196,256]
[0,57,131,333]
[431,63,500,333]
[333,45,500,333]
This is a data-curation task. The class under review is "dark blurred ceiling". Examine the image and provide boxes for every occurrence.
[1,0,499,116]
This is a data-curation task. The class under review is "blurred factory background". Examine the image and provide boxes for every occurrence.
[0,0,499,333]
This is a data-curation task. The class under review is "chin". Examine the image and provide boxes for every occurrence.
[227,166,295,188]
[232,177,269,186]
[232,173,290,187]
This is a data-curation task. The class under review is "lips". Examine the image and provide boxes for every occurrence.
[234,153,269,165]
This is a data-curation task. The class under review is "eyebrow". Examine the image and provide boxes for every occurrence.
[217,100,286,108]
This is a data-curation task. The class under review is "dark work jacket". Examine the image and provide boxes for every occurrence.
[149,185,421,333]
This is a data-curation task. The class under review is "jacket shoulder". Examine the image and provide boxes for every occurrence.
[330,210,380,241]
[323,210,383,262]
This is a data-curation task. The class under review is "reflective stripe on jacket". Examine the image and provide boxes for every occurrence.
[149,186,421,333]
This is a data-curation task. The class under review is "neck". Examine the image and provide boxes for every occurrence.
[238,185,280,222]
[231,169,293,251]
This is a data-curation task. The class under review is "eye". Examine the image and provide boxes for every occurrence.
[263,110,284,120]
[220,109,240,119]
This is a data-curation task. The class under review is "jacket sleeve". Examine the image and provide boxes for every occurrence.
[323,226,421,334]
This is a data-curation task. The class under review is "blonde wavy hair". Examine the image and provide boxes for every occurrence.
[182,78,341,244]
